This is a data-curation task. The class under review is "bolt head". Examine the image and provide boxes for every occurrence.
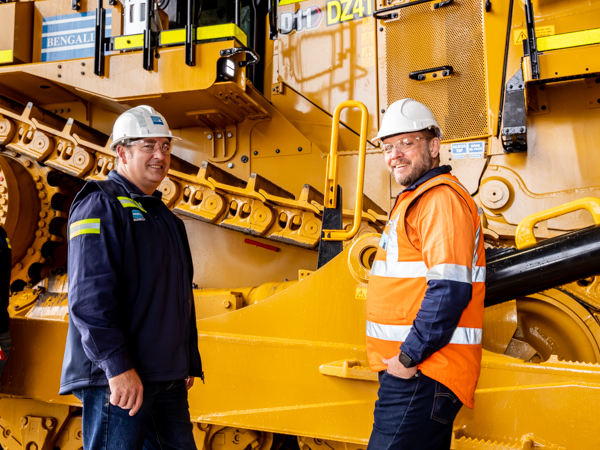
[228,163,234,169]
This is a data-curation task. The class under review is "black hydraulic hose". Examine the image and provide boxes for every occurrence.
[485,224,600,307]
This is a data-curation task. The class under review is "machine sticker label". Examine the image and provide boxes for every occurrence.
[41,11,112,62]
[379,231,388,250]
[355,287,367,299]
[326,0,373,26]
[280,4,324,35]
[467,141,485,158]
[150,116,164,125]
[131,209,145,222]
[513,25,555,44]
[451,143,467,159]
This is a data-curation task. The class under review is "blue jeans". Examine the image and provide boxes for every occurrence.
[0,330,11,391]
[73,380,196,450]
[367,371,463,450]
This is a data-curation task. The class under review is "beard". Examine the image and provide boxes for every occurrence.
[392,148,434,187]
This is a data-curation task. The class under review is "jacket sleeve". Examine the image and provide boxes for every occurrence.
[67,191,134,379]
[400,186,475,363]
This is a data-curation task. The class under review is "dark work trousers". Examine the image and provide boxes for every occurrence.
[367,370,463,450]
[73,380,197,450]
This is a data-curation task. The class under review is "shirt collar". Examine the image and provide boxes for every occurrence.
[107,171,164,200]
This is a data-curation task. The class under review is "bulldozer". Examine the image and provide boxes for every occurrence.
[1,0,600,448]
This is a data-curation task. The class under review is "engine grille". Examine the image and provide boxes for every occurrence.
[379,0,489,141]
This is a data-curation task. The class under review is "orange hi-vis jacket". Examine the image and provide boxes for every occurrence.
[366,168,485,408]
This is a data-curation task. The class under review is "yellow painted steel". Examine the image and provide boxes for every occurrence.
[1,0,600,448]
[538,27,600,52]
[322,101,369,242]
[0,50,12,65]
[515,197,600,249]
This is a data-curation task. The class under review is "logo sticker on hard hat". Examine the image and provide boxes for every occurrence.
[150,116,164,125]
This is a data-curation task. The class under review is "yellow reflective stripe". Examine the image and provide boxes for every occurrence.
[114,34,144,50]
[161,24,248,46]
[160,29,186,45]
[197,24,247,46]
[5,238,10,249]
[538,27,600,52]
[117,197,147,213]
[279,0,307,5]
[69,219,101,240]
[0,49,13,65]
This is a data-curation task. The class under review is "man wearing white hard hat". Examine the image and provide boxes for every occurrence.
[365,99,485,449]
[60,106,203,450]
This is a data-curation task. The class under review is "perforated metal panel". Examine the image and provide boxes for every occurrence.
[378,0,488,141]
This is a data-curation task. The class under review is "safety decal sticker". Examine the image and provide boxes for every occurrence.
[326,0,373,27]
[467,141,485,158]
[379,231,388,250]
[132,209,145,222]
[150,116,164,125]
[355,287,367,299]
[451,143,467,160]
[513,25,555,44]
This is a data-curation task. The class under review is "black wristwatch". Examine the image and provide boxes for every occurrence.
[399,351,417,368]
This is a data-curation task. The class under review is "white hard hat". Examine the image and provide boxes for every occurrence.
[374,98,443,144]
[110,105,181,150]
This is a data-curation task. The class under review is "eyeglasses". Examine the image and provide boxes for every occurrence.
[382,137,426,155]
[130,139,172,154]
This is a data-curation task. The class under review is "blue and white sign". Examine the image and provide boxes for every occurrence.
[41,11,112,62]
[451,143,467,160]
[467,141,485,158]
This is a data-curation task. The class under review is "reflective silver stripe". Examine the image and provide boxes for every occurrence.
[473,224,481,268]
[366,321,411,342]
[366,320,482,345]
[371,260,428,278]
[427,263,472,284]
[386,217,399,262]
[473,266,486,282]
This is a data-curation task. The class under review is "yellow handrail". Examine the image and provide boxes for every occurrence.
[321,100,369,242]
[515,197,600,249]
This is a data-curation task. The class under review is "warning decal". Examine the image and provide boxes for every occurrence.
[513,25,555,44]
[355,287,367,299]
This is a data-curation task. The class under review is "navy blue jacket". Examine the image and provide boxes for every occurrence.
[59,171,202,395]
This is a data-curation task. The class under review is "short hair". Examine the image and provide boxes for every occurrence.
[419,128,438,140]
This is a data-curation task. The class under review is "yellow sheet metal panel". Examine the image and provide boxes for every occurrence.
[538,27,600,51]
[0,2,33,64]
[114,34,144,50]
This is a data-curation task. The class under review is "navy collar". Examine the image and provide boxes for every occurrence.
[107,171,163,200]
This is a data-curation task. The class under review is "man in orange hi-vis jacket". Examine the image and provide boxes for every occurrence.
[366,99,485,450]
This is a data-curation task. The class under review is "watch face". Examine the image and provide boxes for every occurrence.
[400,352,415,368]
